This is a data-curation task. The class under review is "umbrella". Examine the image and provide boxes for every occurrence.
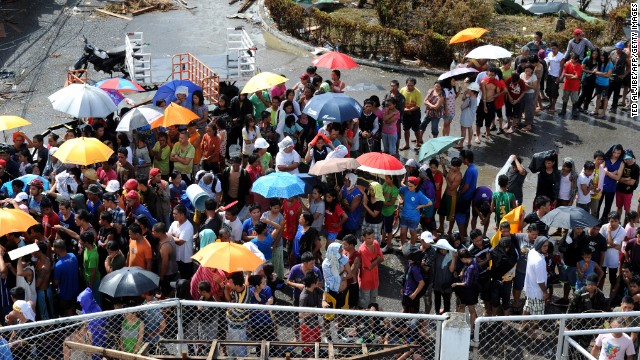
[241,72,288,94]
[465,45,512,60]
[418,136,464,161]
[541,206,598,230]
[54,137,114,166]
[151,80,202,106]
[150,103,199,129]
[449,27,489,44]
[116,106,164,132]
[192,242,265,273]
[0,209,38,238]
[490,205,525,248]
[48,84,118,118]
[437,68,479,81]
[302,93,362,123]
[1,175,50,196]
[0,116,31,131]
[95,78,145,93]
[356,152,406,176]
[344,83,386,92]
[309,158,361,176]
[251,172,306,198]
[312,51,358,69]
[104,89,125,105]
[98,267,159,297]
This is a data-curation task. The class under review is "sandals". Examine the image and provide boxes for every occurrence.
[399,145,410,151]
[521,126,532,132]
[474,137,481,144]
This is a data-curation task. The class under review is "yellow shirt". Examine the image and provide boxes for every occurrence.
[400,87,422,112]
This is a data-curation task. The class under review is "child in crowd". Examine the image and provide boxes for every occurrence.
[457,83,478,148]
[576,248,604,289]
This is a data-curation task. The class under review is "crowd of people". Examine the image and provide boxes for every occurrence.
[0,26,635,359]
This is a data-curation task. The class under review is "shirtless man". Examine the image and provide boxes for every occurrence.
[476,68,498,144]
[34,242,54,320]
[437,156,463,236]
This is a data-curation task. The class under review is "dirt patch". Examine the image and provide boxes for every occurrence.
[491,14,582,39]
[102,0,175,15]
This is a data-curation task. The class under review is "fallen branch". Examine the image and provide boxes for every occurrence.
[132,5,156,15]
[238,0,254,12]
[94,8,132,20]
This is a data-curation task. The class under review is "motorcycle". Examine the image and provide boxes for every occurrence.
[73,35,142,78]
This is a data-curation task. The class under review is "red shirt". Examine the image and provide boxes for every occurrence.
[97,167,117,184]
[506,77,526,101]
[281,199,302,241]
[42,211,60,240]
[358,240,384,290]
[563,61,583,92]
[433,171,444,209]
[346,249,361,285]
[324,204,346,233]
[493,80,506,108]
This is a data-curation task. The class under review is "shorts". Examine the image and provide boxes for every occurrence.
[400,217,419,231]
[326,232,338,242]
[624,73,631,87]
[300,324,321,344]
[402,294,421,313]
[615,191,633,212]
[442,115,454,122]
[546,75,560,99]
[559,265,577,289]
[358,288,378,309]
[523,297,545,315]
[362,220,383,241]
[513,270,526,291]
[490,279,513,310]
[495,107,503,119]
[476,100,495,128]
[595,84,610,98]
[478,274,491,301]
[382,214,395,233]
[348,283,359,308]
[454,285,479,306]
[402,111,420,132]
[325,289,349,321]
[437,193,456,221]
[455,198,471,218]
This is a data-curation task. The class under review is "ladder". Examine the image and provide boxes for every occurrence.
[171,53,220,105]
[125,32,152,84]
[225,27,256,80]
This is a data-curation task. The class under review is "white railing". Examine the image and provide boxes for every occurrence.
[226,27,256,80]
[125,31,152,84]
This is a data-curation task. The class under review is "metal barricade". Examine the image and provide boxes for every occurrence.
[171,53,220,106]
[65,69,88,86]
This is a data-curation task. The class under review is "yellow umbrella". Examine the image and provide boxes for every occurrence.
[150,103,199,129]
[53,137,114,166]
[490,205,526,248]
[449,27,489,45]
[191,242,265,273]
[0,116,31,131]
[241,72,288,94]
[0,209,38,237]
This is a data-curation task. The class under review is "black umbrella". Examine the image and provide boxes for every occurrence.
[99,266,159,297]
[540,206,598,230]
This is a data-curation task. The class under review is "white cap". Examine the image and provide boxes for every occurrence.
[254,138,269,149]
[105,180,120,193]
[14,192,28,202]
[467,82,480,92]
[420,231,434,244]
[175,86,189,95]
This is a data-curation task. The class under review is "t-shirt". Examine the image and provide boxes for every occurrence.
[506,167,527,203]
[152,143,171,176]
[460,164,478,201]
[594,333,636,360]
[364,200,383,224]
[403,263,424,296]
[492,191,515,223]
[562,61,582,91]
[524,211,549,237]
[251,234,273,260]
[42,211,60,240]
[524,249,546,300]
[399,186,430,222]
[54,253,79,301]
[299,287,323,327]
[600,224,626,268]
[169,220,194,263]
[399,87,422,113]
[128,239,153,269]
[220,212,242,242]
[83,247,100,284]
[382,183,399,217]
[324,204,346,234]
[275,150,300,174]
[171,143,195,175]
[473,186,493,208]
[381,111,400,135]
[616,162,639,194]
[577,172,594,204]
[288,264,323,303]
[309,200,325,231]
[595,61,614,87]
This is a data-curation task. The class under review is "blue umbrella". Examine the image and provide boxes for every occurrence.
[1,175,50,196]
[151,80,201,109]
[302,93,362,123]
[251,172,306,199]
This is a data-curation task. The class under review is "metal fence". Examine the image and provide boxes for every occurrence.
[472,311,640,360]
[561,326,640,360]
[0,299,446,360]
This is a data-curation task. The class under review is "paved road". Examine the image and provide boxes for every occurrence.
[1,0,637,313]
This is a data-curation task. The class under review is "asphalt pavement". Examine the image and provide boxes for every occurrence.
[1,0,638,313]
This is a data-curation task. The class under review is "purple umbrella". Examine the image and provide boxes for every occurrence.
[438,67,479,81]
[105,89,125,105]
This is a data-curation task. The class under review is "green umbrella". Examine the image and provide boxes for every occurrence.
[418,136,463,162]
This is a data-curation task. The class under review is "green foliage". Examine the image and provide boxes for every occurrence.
[418,0,494,36]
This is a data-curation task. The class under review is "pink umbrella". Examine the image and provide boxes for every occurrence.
[312,51,358,70]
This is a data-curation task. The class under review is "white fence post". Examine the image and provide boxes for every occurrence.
[439,312,470,360]
[556,317,566,359]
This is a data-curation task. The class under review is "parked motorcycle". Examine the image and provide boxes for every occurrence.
[73,35,142,78]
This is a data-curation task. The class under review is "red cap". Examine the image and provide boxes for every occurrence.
[0,159,6,168]
[149,168,161,177]
[299,73,310,81]
[126,190,139,201]
[407,176,420,186]
[124,179,139,191]
[573,28,583,36]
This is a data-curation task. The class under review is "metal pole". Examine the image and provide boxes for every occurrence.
[564,337,597,360]
[561,337,570,359]
[176,300,185,357]
[434,319,442,360]
[555,318,565,360]
[471,319,481,360]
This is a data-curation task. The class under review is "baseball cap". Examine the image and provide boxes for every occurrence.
[254,138,269,149]
[149,168,161,177]
[103,192,119,203]
[299,73,310,81]
[573,28,583,36]
[615,41,625,49]
[407,176,420,186]
[420,231,434,244]
[405,158,419,168]
[86,184,103,195]
[105,180,120,193]
[14,192,28,202]
[124,179,139,191]
[623,149,635,160]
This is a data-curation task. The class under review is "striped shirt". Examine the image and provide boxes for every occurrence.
[227,286,251,326]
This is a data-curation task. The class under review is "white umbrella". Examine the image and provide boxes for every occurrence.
[116,105,164,131]
[48,84,118,118]
[465,45,512,60]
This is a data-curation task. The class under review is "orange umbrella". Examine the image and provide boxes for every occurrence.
[449,27,489,45]
[191,242,265,273]
[150,103,199,129]
[0,209,38,238]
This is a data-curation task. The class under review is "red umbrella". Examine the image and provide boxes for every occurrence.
[312,51,358,70]
[95,78,145,93]
[356,152,406,176]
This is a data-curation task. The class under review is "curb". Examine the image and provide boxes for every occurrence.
[255,0,447,77]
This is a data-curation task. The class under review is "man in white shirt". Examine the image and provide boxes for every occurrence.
[544,42,564,113]
[576,161,595,211]
[591,318,636,360]
[524,237,550,316]
[216,205,243,242]
[275,136,300,174]
[168,204,194,279]
[600,211,626,288]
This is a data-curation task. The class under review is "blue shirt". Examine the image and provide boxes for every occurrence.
[0,337,12,360]
[399,186,431,222]
[133,205,157,226]
[54,253,79,301]
[595,61,613,87]
[460,164,478,201]
[242,218,257,238]
[249,286,273,325]
[603,157,623,193]
[251,234,273,260]
[341,187,363,230]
